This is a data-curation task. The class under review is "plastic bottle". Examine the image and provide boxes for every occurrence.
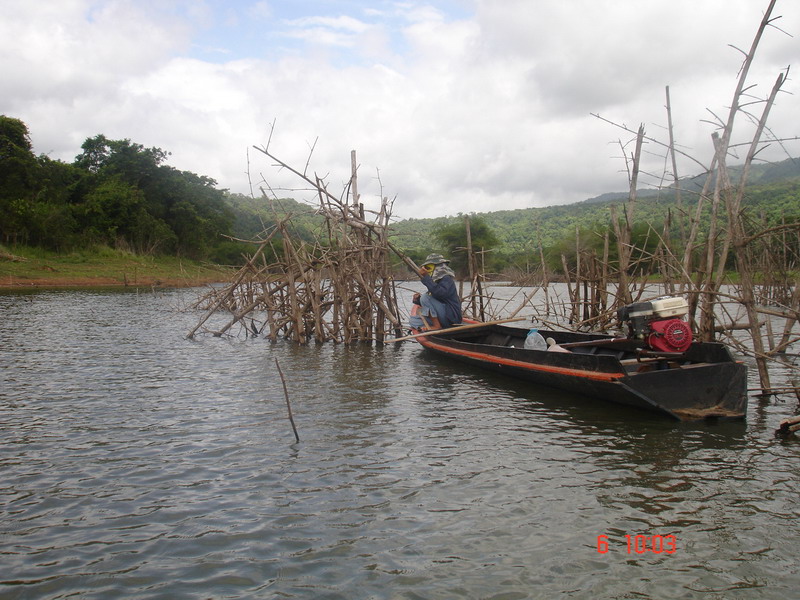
[524,328,547,351]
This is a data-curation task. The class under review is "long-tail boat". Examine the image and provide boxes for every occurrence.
[409,297,747,421]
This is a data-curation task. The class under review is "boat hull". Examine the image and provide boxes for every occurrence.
[415,324,747,421]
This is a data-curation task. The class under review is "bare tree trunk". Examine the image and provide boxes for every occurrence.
[665,85,686,249]
[612,124,644,308]
[726,70,786,391]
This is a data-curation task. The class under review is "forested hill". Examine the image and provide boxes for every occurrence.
[4,112,798,270]
[222,157,800,271]
[389,157,800,259]
[1,115,238,262]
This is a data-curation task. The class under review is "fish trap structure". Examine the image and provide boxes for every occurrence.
[187,149,409,344]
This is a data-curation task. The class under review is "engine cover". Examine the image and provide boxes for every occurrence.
[648,318,692,353]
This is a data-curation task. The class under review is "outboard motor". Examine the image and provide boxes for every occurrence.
[616,296,692,353]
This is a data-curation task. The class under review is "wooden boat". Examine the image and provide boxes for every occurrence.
[412,322,748,421]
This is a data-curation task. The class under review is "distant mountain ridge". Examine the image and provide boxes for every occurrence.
[579,157,800,205]
[389,156,800,256]
[223,157,800,259]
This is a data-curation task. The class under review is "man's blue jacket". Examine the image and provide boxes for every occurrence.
[420,274,462,327]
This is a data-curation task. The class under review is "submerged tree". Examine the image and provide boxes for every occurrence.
[590,0,798,395]
[187,143,408,344]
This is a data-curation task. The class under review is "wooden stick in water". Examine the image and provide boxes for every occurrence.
[776,415,800,437]
[275,358,299,443]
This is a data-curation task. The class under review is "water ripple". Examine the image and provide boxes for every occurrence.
[1,289,799,598]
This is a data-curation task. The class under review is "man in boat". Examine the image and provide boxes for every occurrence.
[410,253,462,330]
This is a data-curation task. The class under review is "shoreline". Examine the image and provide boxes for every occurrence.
[0,274,227,290]
[1,248,235,291]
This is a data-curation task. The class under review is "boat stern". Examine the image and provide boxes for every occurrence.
[621,359,748,421]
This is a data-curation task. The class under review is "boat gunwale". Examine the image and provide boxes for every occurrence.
[418,333,627,382]
[413,322,747,421]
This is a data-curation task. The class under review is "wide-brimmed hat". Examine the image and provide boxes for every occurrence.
[422,253,449,265]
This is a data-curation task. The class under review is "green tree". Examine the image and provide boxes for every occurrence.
[1,118,236,257]
[0,116,39,244]
[30,156,87,250]
[74,134,232,258]
[75,135,170,179]
[433,215,500,277]
[77,176,146,245]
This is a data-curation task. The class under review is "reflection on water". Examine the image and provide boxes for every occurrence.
[0,287,799,599]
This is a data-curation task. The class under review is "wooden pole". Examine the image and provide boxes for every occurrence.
[385,317,528,343]
[665,85,686,248]
[776,415,800,437]
[349,149,358,207]
[275,358,300,443]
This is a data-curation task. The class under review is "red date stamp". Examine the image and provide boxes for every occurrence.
[597,534,677,554]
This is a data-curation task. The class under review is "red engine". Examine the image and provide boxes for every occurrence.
[648,318,692,353]
[617,296,693,353]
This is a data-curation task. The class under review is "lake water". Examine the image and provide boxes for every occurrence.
[1,287,799,599]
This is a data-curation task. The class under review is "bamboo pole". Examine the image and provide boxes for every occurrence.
[385,317,528,343]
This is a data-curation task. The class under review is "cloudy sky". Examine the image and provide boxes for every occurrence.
[3,0,798,219]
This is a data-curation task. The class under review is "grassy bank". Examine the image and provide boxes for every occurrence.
[0,246,235,289]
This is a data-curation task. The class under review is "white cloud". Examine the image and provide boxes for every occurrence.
[2,0,798,220]
[248,1,272,21]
